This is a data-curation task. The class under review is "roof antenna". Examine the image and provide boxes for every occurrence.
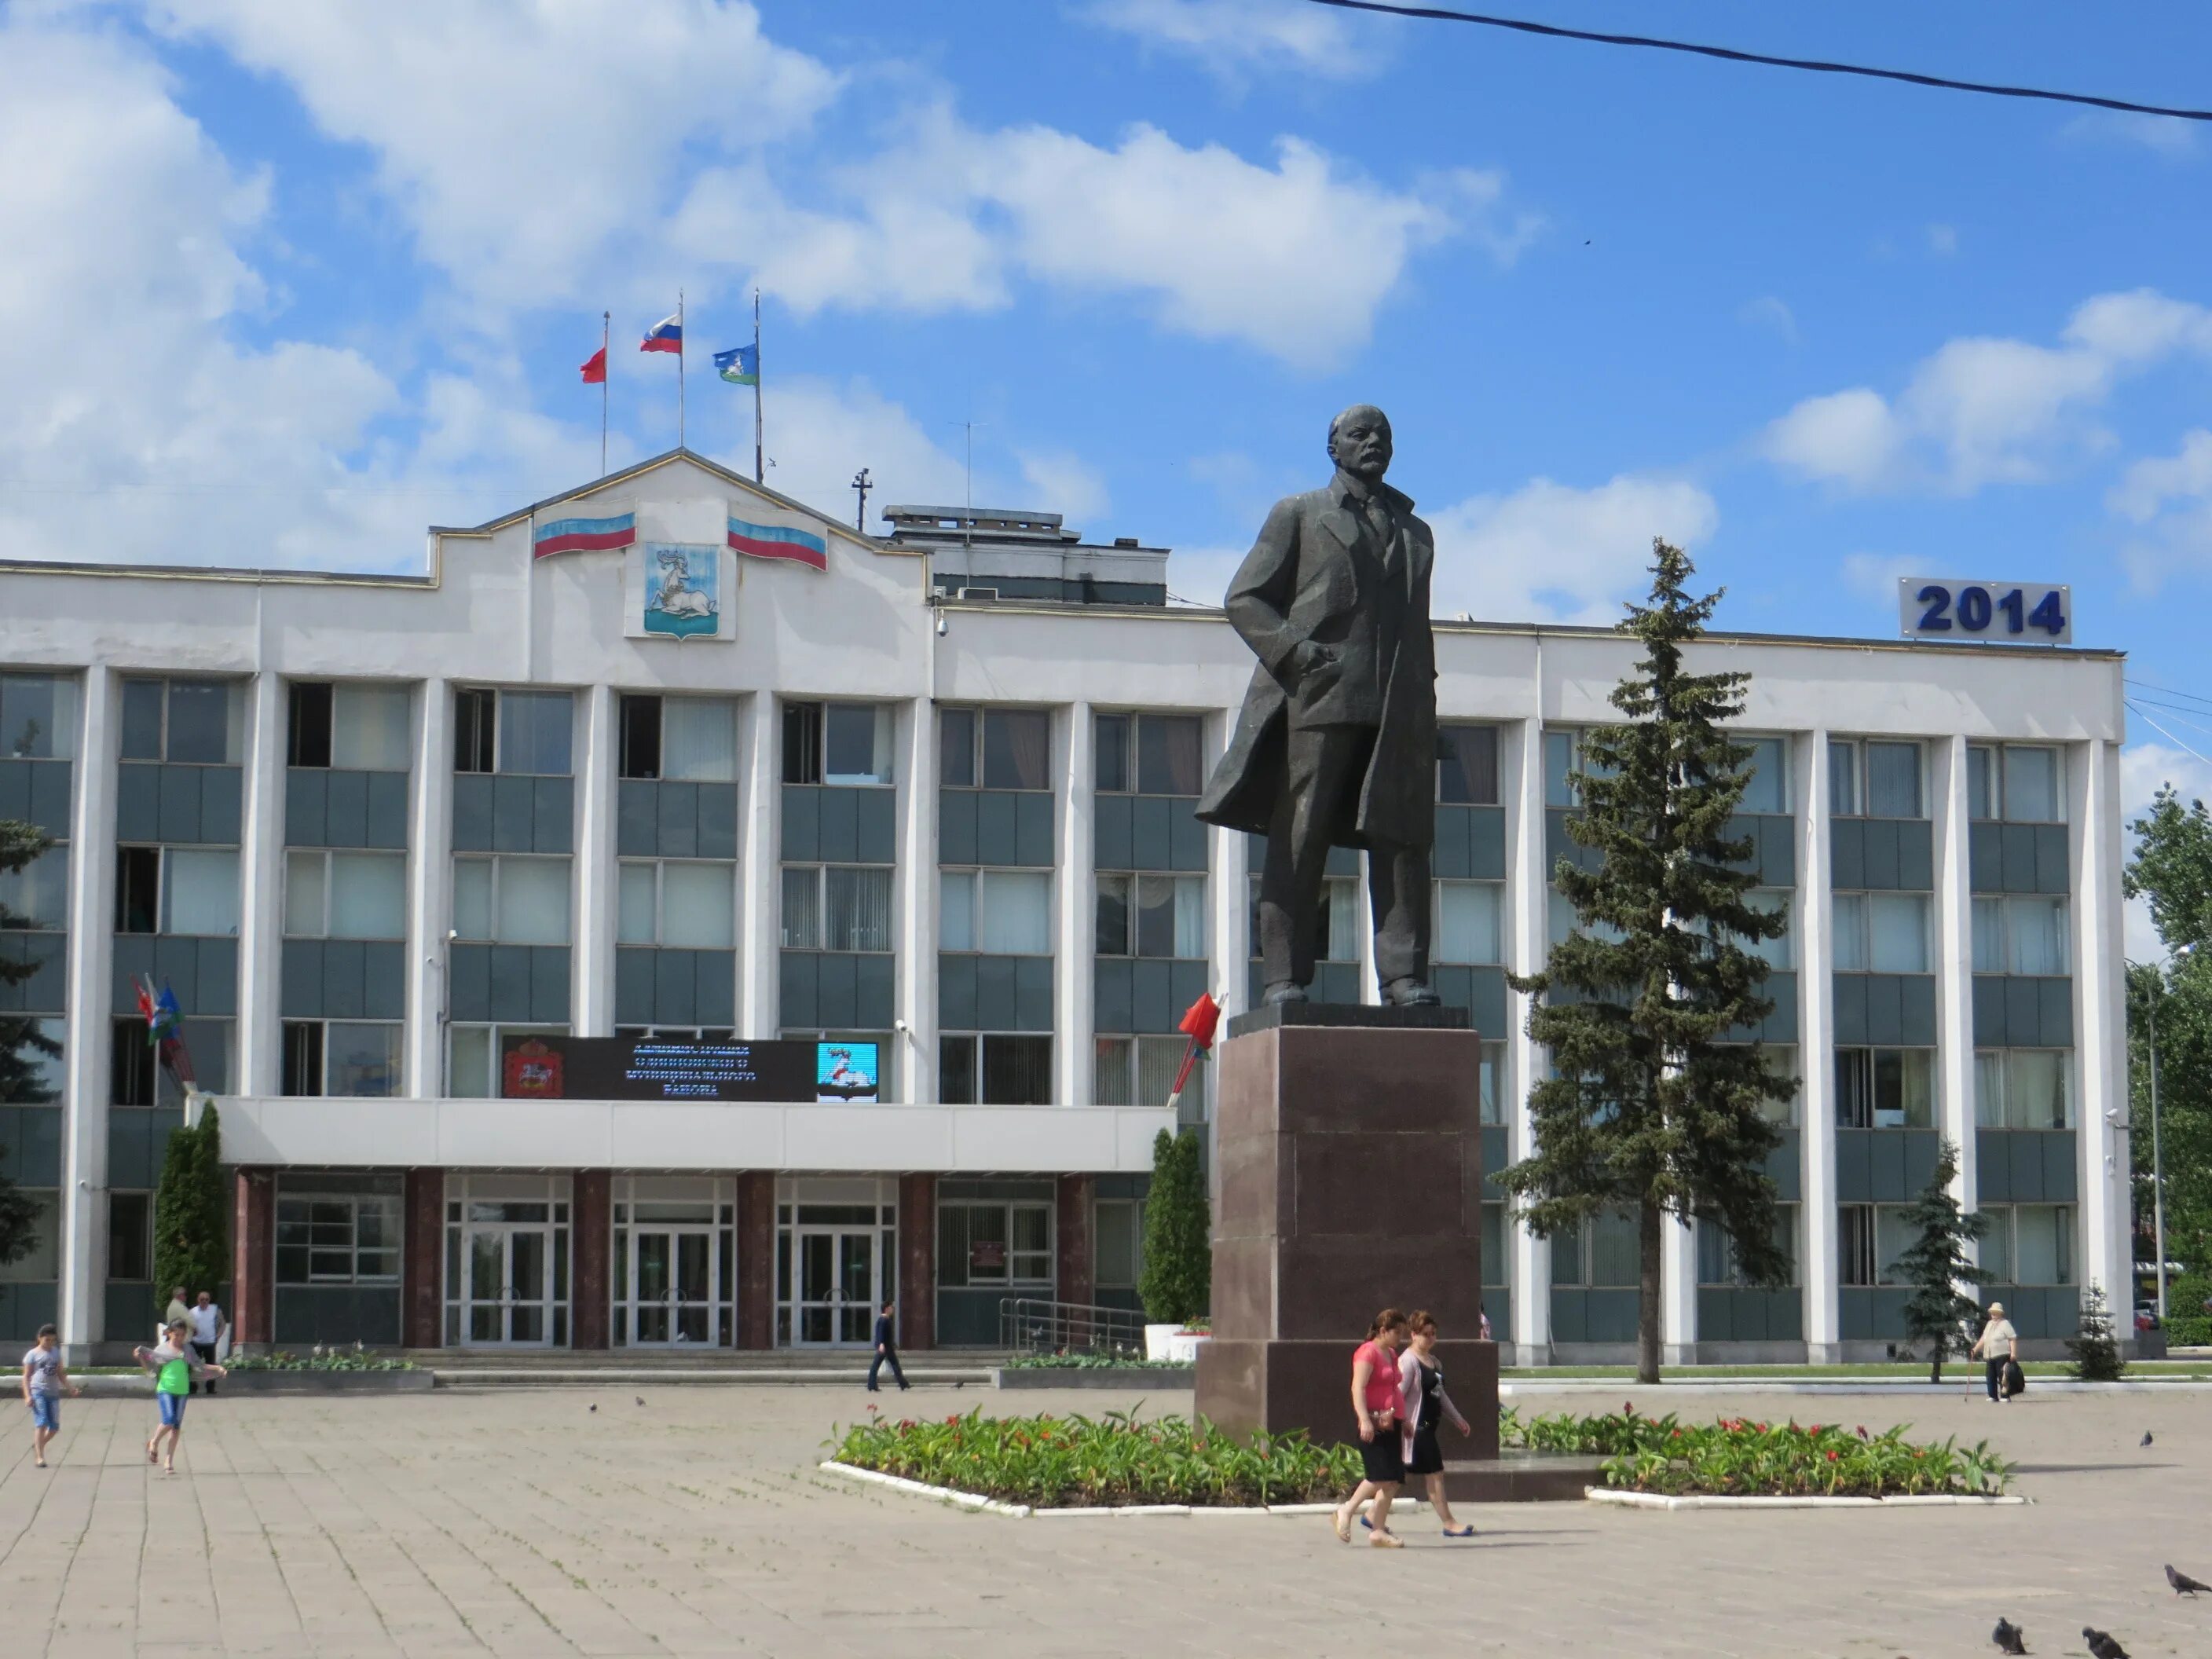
[851,467,872,533]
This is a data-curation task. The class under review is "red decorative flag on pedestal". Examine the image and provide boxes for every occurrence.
[1165,991,1221,1115]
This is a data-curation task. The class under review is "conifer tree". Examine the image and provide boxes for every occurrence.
[2066,1283,2127,1382]
[153,1101,226,1305]
[0,819,57,1269]
[1138,1129,1210,1326]
[1892,1137,1988,1382]
[1501,540,1791,1385]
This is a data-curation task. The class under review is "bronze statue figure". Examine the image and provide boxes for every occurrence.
[1196,405,1439,1006]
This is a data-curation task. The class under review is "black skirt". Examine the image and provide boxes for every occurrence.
[1359,1431,1405,1484]
[1404,1424,1445,1477]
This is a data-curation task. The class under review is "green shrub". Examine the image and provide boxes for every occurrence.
[1002,1354,1190,1371]
[225,1346,416,1373]
[2066,1284,2126,1381]
[1138,1129,1210,1325]
[2166,1315,2212,1346]
[152,1101,226,1309]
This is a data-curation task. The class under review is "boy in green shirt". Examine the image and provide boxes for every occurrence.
[134,1318,225,1474]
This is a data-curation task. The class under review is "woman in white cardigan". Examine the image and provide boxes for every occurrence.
[1394,1311,1477,1537]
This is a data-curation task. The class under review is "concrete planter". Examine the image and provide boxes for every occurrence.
[76,1368,431,1397]
[994,1366,1196,1390]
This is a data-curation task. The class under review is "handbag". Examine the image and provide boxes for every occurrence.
[2003,1357,2026,1397]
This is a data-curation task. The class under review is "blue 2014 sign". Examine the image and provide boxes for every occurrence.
[1897,578,2071,645]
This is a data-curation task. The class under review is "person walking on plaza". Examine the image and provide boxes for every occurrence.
[1395,1312,1477,1537]
[1970,1301,2019,1404]
[1333,1308,1409,1547]
[21,1324,82,1470]
[187,1291,228,1395]
[867,1298,909,1393]
[135,1319,224,1473]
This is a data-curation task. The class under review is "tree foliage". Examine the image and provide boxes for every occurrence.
[2065,1283,2126,1382]
[1891,1137,1988,1382]
[0,818,57,1269]
[1500,540,1791,1385]
[1138,1129,1210,1326]
[153,1101,227,1306]
[2124,786,2212,1279]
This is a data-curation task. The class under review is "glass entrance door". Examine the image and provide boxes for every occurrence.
[465,1225,553,1345]
[795,1229,879,1346]
[631,1228,716,1345]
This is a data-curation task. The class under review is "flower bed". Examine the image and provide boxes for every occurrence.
[1002,1354,1191,1371]
[227,1345,417,1373]
[830,1408,1358,1508]
[1503,1402,2011,1498]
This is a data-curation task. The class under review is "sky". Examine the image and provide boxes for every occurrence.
[5,0,2212,942]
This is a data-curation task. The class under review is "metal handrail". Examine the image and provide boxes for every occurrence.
[998,1297,1152,1361]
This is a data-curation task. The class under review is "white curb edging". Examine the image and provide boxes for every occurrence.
[819,1463,1346,1518]
[819,1460,1033,1518]
[1586,1486,2027,1511]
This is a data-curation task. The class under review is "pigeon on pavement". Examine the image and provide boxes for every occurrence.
[588,1403,597,1413]
[1992,1616,2027,1654]
[635,1395,646,1406]
[2083,1628,2128,1659]
[2141,1431,2153,1448]
[2166,1564,2209,1596]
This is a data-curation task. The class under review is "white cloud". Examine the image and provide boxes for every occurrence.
[2060,111,2198,159]
[1760,290,2212,496]
[1079,0,1372,79]
[2105,430,2212,588]
[1017,450,1110,524]
[1426,474,1721,626]
[1840,551,1918,604]
[742,377,972,529]
[2120,740,2212,961]
[1738,295,1797,346]
[2111,430,2212,522]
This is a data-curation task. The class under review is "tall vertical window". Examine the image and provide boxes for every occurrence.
[1974,1049,2073,1130]
[452,687,571,776]
[1830,891,1930,974]
[619,861,738,949]
[282,1021,403,1098]
[1738,736,1790,815]
[1976,1204,2074,1285]
[781,866,895,951]
[1828,738,1923,819]
[290,683,411,771]
[1095,712,1204,796]
[941,870,1051,954]
[1697,1207,1799,1286]
[941,707,1051,790]
[938,1034,1053,1106]
[0,844,68,931]
[120,678,240,764]
[1095,873,1203,958]
[1434,881,1503,965]
[1094,1035,1207,1113]
[1968,744,2063,824]
[0,674,79,760]
[1839,1204,1918,1286]
[115,846,240,936]
[452,855,572,945]
[1435,724,1500,805]
[1971,895,2070,976]
[284,850,407,939]
[785,701,895,786]
[618,694,738,782]
[1834,1048,1936,1129]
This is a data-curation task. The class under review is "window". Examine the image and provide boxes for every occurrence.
[0,843,68,930]
[1435,880,1503,965]
[619,694,737,782]
[1828,738,1922,819]
[785,700,895,786]
[290,683,409,771]
[2,1018,62,1104]
[939,1034,1053,1104]
[1978,1203,2075,1285]
[1436,725,1500,806]
[1094,1035,1208,1118]
[285,850,406,939]
[1478,1041,1505,1125]
[120,678,240,764]
[1835,1047,1935,1130]
[1096,873,1204,958]
[1757,1044,1801,1125]
[1839,1203,1918,1286]
[0,1192,56,1282]
[1697,1207,1799,1286]
[1972,895,2069,976]
[452,855,571,945]
[282,1021,403,1098]
[454,688,496,774]
[1738,736,1790,815]
[108,1191,152,1280]
[1551,1210,1639,1288]
[618,860,737,950]
[110,1017,231,1107]
[1975,1049,2074,1130]
[941,706,1051,791]
[1831,891,1929,973]
[1969,744,2062,823]
[1096,1199,1144,1290]
[1547,888,1626,948]
[782,865,894,951]
[943,869,1052,954]
[1248,873,1359,961]
[0,674,78,760]
[116,846,240,936]
[276,1182,401,1283]
[1096,712,1204,796]
[452,688,571,776]
[1731,888,1793,969]
[1544,730,1580,808]
[447,1023,568,1097]
[936,1199,1054,1287]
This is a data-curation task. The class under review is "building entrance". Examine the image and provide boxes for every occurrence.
[630,1228,716,1345]
[444,1174,571,1348]
[795,1229,879,1345]
[776,1177,897,1348]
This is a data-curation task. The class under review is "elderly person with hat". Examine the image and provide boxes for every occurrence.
[1969,1301,2019,1403]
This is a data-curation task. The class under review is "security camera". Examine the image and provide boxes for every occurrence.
[935,614,948,637]
[894,1018,908,1032]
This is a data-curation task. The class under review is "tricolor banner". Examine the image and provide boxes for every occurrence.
[533,511,636,560]
[727,515,827,572]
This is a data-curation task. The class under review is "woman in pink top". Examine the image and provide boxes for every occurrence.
[1332,1308,1410,1547]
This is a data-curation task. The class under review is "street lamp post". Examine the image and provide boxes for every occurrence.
[2132,943,2192,1325]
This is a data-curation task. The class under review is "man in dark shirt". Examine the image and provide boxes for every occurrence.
[867,1299,908,1393]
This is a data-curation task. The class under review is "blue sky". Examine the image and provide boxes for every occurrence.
[5,1,2212,848]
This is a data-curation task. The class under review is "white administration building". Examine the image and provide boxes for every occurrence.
[0,449,2130,1361]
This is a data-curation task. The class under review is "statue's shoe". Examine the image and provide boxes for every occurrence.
[1385,977,1441,1007]
[1262,981,1309,1005]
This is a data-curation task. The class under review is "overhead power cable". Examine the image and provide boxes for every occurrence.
[1298,0,2212,123]
[2127,701,2212,771]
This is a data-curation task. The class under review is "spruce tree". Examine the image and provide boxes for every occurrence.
[0,819,57,1269]
[1892,1137,1988,1382]
[1501,540,1790,1385]
[1138,1129,1211,1326]
[2066,1283,2127,1382]
[152,1100,226,1305]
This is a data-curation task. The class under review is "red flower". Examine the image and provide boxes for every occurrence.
[1855,1426,1870,1441]
[1807,1424,1823,1436]
[1825,1450,1839,1462]
[946,1415,961,1425]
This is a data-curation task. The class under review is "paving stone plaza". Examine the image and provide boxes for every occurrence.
[3,1382,2207,1657]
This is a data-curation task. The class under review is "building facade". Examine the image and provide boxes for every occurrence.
[0,451,2129,1361]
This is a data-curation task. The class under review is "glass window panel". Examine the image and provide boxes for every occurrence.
[120,679,165,760]
[1967,745,1996,822]
[0,844,68,931]
[1834,1049,1871,1129]
[1,675,77,760]
[1865,742,1921,819]
[2014,1205,2072,1284]
[1139,1035,1199,1117]
[452,859,493,942]
[1874,1205,1917,1285]
[782,866,821,950]
[1589,1210,1639,1287]
[980,1035,1053,1104]
[1759,1045,1800,1125]
[1436,881,1501,965]
[939,1034,977,1104]
[1831,893,1867,972]
[1096,1199,1138,1287]
[824,703,893,785]
[328,851,405,939]
[1867,893,1928,973]
[1551,1220,1586,1287]
[824,866,892,952]
[2003,747,2059,823]
[1827,739,1858,817]
[1093,1036,1132,1105]
[1092,714,1128,793]
[980,870,1051,955]
[1544,731,1577,808]
[7,1017,64,1104]
[1137,715,1203,797]
[983,709,1050,791]
[618,694,661,781]
[325,1023,403,1097]
[163,848,240,936]
[495,856,571,946]
[1436,725,1500,805]
[2007,1050,2071,1130]
[939,870,975,953]
[965,1205,1009,1281]
[0,1192,57,1282]
[940,709,976,787]
[1975,1050,2006,1129]
[782,701,822,785]
[1134,873,1175,958]
[2006,897,2068,976]
[1323,877,1358,962]
[1978,1206,2012,1282]
[166,681,236,764]
[498,690,573,776]
[1012,1206,1050,1254]
[1093,873,1129,957]
[1739,737,1787,815]
[1742,888,1792,969]
[617,862,657,946]
[1173,875,1207,959]
[660,698,736,782]
[1547,888,1576,948]
[1479,1041,1503,1125]
[331,684,411,771]
[1972,897,2004,974]
[661,862,735,950]
[284,851,328,938]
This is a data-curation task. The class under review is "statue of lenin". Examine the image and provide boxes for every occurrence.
[1196,405,1439,1007]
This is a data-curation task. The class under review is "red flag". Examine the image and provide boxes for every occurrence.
[580,346,607,384]
[1177,991,1221,1050]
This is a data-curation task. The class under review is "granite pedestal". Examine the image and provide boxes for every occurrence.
[1196,1005,1500,1462]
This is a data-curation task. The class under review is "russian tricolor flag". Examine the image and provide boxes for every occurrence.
[533,511,636,559]
[640,313,683,353]
[729,515,827,572]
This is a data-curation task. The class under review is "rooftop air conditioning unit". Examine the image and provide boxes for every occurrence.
[957,586,1000,602]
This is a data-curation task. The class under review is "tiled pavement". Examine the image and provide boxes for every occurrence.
[3,1380,2208,1657]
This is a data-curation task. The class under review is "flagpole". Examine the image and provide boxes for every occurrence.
[599,310,610,477]
[677,289,686,451]
[753,287,764,485]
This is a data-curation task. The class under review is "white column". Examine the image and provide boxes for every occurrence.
[1661,1219,1698,1365]
[234,671,285,1097]
[1507,715,1548,1363]
[1055,703,1094,1108]
[897,697,938,1104]
[58,668,117,1359]
[1932,738,1977,1214]
[1797,728,1840,1360]
[2075,739,2128,1315]
[737,693,780,1042]
[573,683,617,1036]
[403,680,452,1098]
[1210,805,1251,1024]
